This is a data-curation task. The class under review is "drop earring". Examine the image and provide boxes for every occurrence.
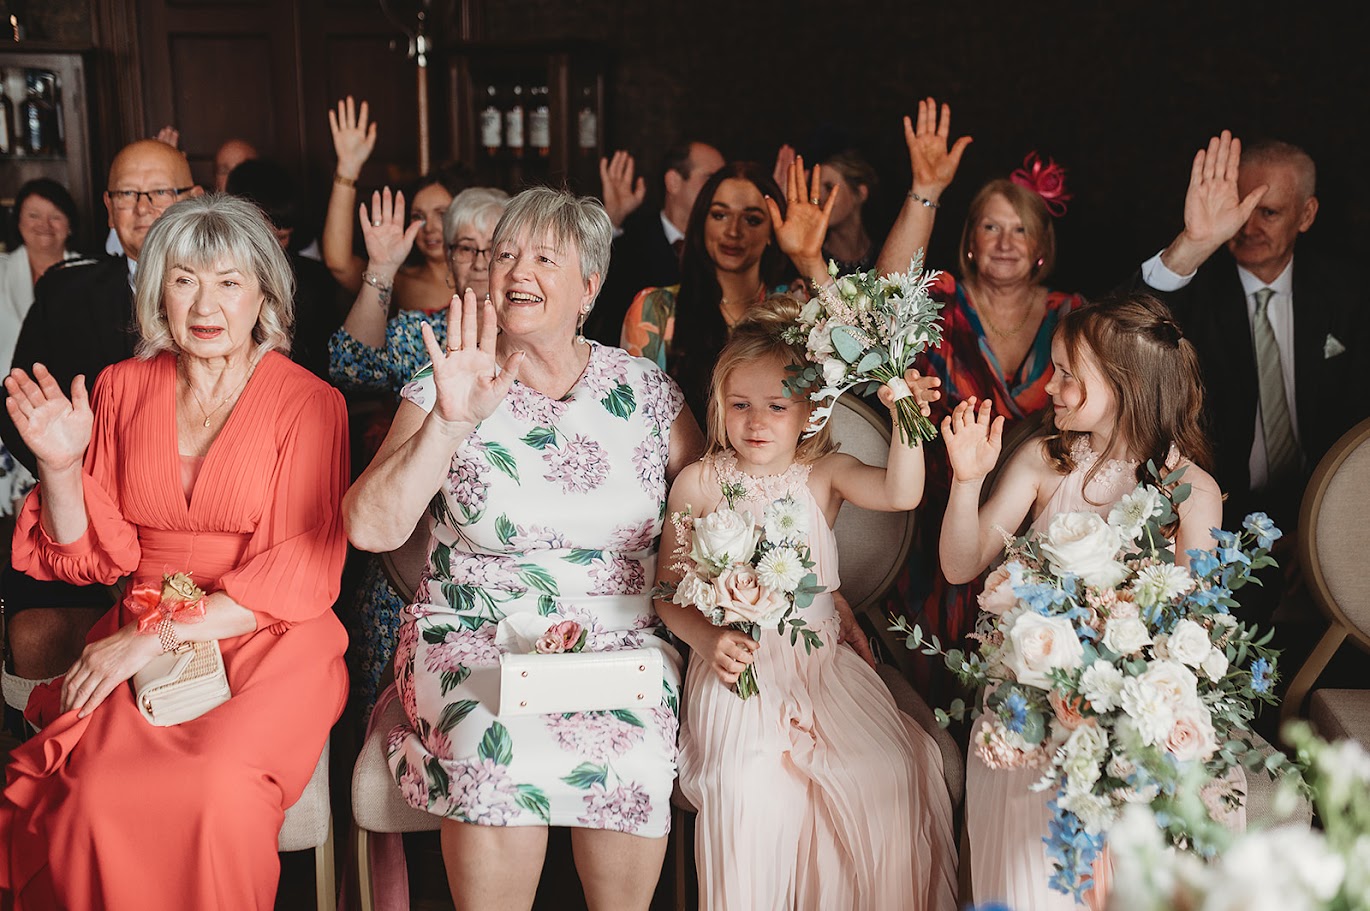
[576,305,591,346]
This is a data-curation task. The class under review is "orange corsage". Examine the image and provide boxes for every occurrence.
[126,571,208,634]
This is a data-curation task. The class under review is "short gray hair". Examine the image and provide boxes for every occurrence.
[491,187,612,307]
[1242,139,1317,199]
[134,194,295,360]
[443,186,510,245]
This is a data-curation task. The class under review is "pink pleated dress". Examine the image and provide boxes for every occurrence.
[677,453,958,911]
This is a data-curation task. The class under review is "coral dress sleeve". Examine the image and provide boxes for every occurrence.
[621,286,676,368]
[218,383,350,629]
[10,365,141,585]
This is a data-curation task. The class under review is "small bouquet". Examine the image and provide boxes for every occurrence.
[783,253,945,446]
[653,484,826,699]
[892,464,1289,900]
[125,570,208,633]
[1109,722,1360,911]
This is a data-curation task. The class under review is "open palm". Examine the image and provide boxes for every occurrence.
[4,364,92,473]
[421,289,524,428]
[903,97,973,191]
[768,155,837,267]
[942,396,1004,483]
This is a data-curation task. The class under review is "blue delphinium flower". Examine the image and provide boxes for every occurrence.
[1044,797,1105,901]
[1016,581,1072,614]
[1242,512,1283,550]
[1003,691,1029,734]
[1187,585,1230,612]
[1186,548,1221,578]
[1250,657,1273,694]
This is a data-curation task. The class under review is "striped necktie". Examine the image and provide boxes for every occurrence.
[1252,287,1300,483]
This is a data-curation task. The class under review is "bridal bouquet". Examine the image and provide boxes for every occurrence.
[1109,722,1362,911]
[653,485,825,699]
[782,253,944,446]
[891,464,1288,900]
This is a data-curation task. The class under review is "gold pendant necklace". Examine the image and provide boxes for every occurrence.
[974,287,1039,339]
[719,282,766,328]
[183,361,254,428]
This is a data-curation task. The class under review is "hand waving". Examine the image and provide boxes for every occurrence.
[360,187,421,273]
[329,96,377,180]
[942,396,1004,483]
[766,155,838,274]
[420,290,525,430]
[598,150,646,229]
[1182,130,1267,248]
[902,97,973,195]
[771,143,799,188]
[877,367,942,418]
[4,364,92,474]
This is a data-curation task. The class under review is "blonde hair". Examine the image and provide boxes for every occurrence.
[134,193,294,359]
[703,294,838,463]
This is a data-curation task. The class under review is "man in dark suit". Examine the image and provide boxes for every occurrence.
[1,139,204,684]
[1129,130,1369,704]
[585,139,725,345]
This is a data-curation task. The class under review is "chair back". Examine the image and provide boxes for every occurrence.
[1300,415,1370,646]
[827,394,916,614]
[381,517,433,606]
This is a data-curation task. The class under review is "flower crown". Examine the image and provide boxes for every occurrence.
[1010,152,1071,217]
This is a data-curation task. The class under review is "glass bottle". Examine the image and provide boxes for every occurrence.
[19,71,54,156]
[528,85,550,157]
[576,85,598,156]
[479,84,502,156]
[504,84,525,158]
[0,77,13,157]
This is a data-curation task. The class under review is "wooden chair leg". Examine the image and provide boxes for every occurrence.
[355,825,375,911]
[1279,622,1348,729]
[315,816,337,911]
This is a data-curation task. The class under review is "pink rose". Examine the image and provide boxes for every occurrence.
[977,565,1018,616]
[713,566,789,624]
[1049,690,1092,731]
[1165,707,1217,762]
[535,620,584,654]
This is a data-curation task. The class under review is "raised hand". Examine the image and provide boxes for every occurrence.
[1182,130,1267,248]
[877,367,942,418]
[4,364,93,473]
[360,187,421,274]
[902,97,973,196]
[598,150,646,229]
[154,125,180,149]
[771,143,799,188]
[420,289,525,430]
[942,396,1004,483]
[767,155,838,277]
[329,95,377,180]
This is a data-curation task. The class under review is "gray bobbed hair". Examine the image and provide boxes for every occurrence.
[490,186,612,309]
[443,186,511,245]
[134,193,295,360]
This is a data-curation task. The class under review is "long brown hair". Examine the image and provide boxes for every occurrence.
[1044,293,1212,491]
[703,294,837,464]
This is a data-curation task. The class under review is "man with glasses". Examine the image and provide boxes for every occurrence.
[0,139,202,693]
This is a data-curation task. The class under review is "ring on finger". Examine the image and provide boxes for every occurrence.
[446,345,461,354]
[810,196,820,205]
[372,220,382,227]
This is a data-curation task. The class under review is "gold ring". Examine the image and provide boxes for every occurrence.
[446,346,461,354]
[809,196,820,205]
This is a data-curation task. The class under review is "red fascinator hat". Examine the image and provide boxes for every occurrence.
[1010,152,1071,217]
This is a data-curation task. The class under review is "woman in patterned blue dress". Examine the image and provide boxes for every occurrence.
[344,187,704,909]
[331,186,510,718]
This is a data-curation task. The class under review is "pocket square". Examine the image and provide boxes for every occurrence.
[1324,333,1347,359]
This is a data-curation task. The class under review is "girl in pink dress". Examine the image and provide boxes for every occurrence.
[655,298,959,911]
[938,294,1225,909]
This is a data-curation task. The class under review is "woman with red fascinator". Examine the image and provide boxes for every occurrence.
[875,98,1086,710]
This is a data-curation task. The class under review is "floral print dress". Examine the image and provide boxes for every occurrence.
[387,342,686,835]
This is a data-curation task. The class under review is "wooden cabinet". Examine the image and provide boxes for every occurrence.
[0,45,95,253]
[443,42,607,195]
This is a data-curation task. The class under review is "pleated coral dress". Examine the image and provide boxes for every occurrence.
[0,352,350,911]
[677,453,958,911]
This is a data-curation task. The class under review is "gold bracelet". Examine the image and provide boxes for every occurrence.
[333,172,357,188]
[157,616,186,654]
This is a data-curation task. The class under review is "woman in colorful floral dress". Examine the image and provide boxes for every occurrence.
[344,186,704,909]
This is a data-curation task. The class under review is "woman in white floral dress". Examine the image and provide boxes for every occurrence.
[345,187,704,909]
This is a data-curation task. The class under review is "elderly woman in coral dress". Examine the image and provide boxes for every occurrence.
[0,194,349,910]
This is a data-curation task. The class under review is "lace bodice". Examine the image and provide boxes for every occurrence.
[1031,436,1142,533]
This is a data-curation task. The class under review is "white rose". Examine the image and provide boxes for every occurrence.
[977,563,1020,616]
[821,357,849,386]
[672,572,717,610]
[1142,660,1200,712]
[1003,612,1085,688]
[1210,826,1346,911]
[799,297,824,325]
[1079,660,1126,712]
[689,508,759,569]
[1061,724,1109,795]
[1200,648,1230,682]
[807,323,834,357]
[1166,619,1212,668]
[1039,512,1128,588]
[1059,790,1117,836]
[838,277,858,297]
[1165,705,1218,762]
[1103,617,1153,656]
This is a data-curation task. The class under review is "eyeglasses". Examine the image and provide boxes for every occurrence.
[106,187,194,211]
[450,243,492,263]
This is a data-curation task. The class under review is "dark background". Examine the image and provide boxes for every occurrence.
[16,0,1370,298]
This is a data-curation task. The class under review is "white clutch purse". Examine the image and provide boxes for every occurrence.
[498,649,664,716]
[132,640,232,726]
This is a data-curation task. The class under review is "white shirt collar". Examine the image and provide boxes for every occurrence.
[660,211,685,246]
[1235,258,1294,299]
